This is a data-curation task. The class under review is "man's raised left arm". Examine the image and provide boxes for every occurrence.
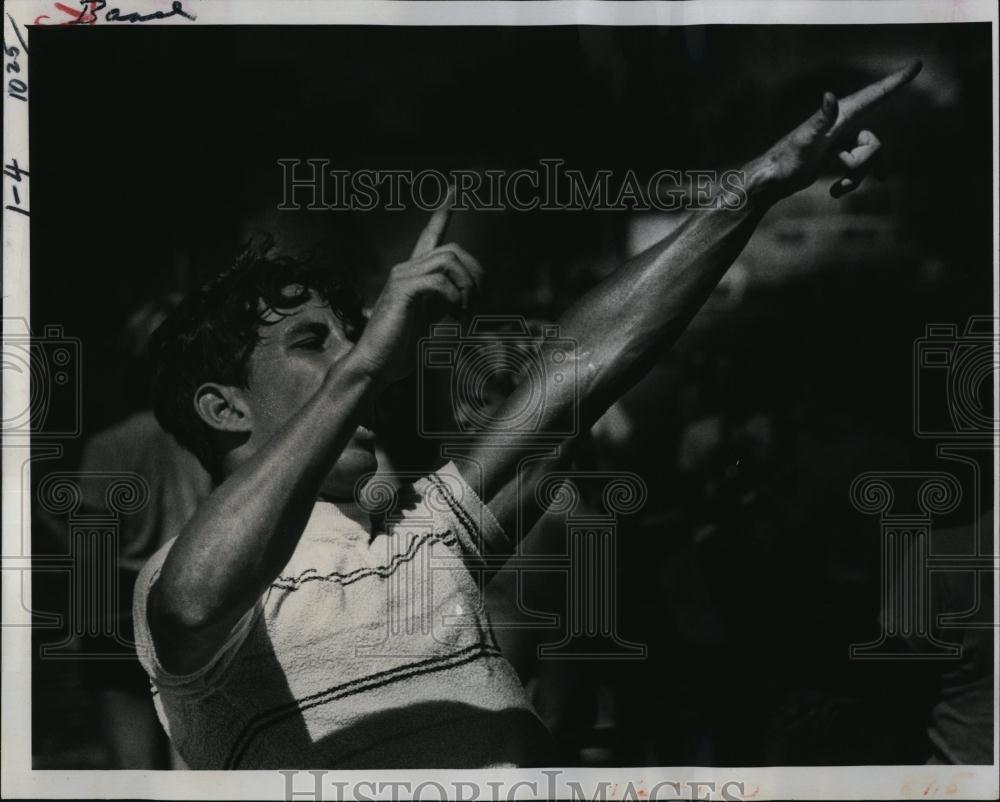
[461,60,922,551]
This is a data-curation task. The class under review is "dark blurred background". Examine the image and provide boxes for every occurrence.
[28,23,994,768]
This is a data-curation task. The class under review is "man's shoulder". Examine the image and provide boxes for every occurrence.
[132,537,178,654]
[135,535,179,593]
[378,462,507,559]
[132,536,179,655]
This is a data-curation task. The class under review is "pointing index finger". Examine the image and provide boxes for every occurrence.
[835,59,922,131]
[410,185,456,259]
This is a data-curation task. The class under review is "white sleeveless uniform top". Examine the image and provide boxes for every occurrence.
[133,463,551,768]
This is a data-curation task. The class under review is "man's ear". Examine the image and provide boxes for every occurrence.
[194,383,253,434]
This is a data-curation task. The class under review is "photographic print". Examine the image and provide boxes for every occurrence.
[2,1,997,799]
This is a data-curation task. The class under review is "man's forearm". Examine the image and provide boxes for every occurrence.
[471,172,772,516]
[558,174,772,420]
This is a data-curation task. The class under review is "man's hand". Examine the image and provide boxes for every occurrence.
[352,190,484,386]
[746,60,922,201]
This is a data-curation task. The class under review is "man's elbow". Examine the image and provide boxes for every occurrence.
[149,575,219,637]
[147,577,235,676]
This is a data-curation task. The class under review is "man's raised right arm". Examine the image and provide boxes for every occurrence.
[147,353,380,676]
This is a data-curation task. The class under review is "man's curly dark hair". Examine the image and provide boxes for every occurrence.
[149,236,367,481]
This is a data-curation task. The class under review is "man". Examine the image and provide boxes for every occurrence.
[134,62,921,768]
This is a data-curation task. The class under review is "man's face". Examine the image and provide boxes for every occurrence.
[239,289,376,501]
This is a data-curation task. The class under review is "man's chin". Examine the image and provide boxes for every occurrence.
[318,449,379,503]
